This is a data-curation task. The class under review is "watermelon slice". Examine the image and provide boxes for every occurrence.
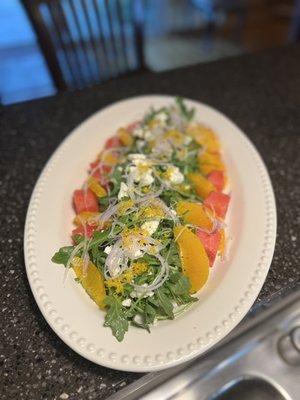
[207,170,225,192]
[204,191,230,219]
[105,136,121,149]
[73,189,99,214]
[126,121,140,133]
[196,229,221,266]
[90,161,111,186]
[72,224,95,239]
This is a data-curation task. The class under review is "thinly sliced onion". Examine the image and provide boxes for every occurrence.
[151,198,179,223]
[104,239,125,279]
[108,221,126,238]
[98,203,120,225]
[64,241,85,283]
[133,253,170,293]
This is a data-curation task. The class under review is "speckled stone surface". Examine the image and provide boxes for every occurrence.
[1,45,300,399]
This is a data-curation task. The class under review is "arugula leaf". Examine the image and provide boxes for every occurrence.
[156,287,174,319]
[168,273,190,295]
[103,296,129,342]
[167,273,198,305]
[131,319,151,333]
[175,97,195,121]
[144,106,169,124]
[88,230,110,249]
[109,167,123,196]
[144,302,157,325]
[72,235,85,245]
[98,196,110,208]
[161,242,181,270]
[51,246,74,266]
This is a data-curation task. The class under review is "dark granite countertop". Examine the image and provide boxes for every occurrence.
[1,45,300,400]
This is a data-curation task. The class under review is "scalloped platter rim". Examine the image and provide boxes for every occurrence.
[24,95,277,372]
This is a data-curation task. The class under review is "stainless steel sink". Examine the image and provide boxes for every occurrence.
[210,376,287,400]
[108,291,300,400]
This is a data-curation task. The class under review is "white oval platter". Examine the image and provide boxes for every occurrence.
[24,95,276,372]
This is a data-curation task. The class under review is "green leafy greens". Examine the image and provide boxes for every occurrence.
[52,98,203,341]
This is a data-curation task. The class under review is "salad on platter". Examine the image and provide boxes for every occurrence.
[52,98,230,341]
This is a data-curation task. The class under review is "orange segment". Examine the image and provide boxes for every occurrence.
[176,201,213,231]
[73,211,100,226]
[118,199,134,215]
[88,176,107,198]
[187,172,215,199]
[117,128,133,147]
[163,129,185,146]
[218,229,226,256]
[198,151,224,169]
[72,257,106,309]
[186,124,220,152]
[174,226,209,293]
[100,152,119,166]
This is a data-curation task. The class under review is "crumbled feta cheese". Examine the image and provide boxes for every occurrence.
[136,139,146,148]
[118,182,129,199]
[122,298,132,307]
[144,129,154,140]
[129,163,154,187]
[141,220,160,235]
[170,209,177,217]
[130,248,143,258]
[132,127,144,138]
[167,166,184,184]
[123,240,143,259]
[184,135,192,145]
[110,265,121,277]
[130,289,154,298]
[128,153,146,163]
[104,246,112,255]
[140,170,154,186]
[133,314,143,323]
[156,111,168,126]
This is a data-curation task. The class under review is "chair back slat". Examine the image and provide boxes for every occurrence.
[67,0,96,85]
[80,0,103,81]
[22,0,67,89]
[21,0,145,90]
[91,0,111,79]
[103,0,123,76]
[115,0,130,71]
[47,1,81,87]
[59,0,90,86]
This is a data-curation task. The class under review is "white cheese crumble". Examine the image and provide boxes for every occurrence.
[140,170,154,186]
[170,209,177,217]
[104,246,112,255]
[118,182,129,199]
[156,111,168,124]
[128,153,146,162]
[130,289,154,298]
[132,127,144,138]
[136,139,146,148]
[144,129,154,140]
[110,264,121,277]
[184,135,192,145]
[129,159,154,187]
[128,248,143,259]
[141,220,160,235]
[121,298,132,307]
[165,166,184,184]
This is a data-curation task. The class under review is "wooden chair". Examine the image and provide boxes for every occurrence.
[21,0,146,90]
